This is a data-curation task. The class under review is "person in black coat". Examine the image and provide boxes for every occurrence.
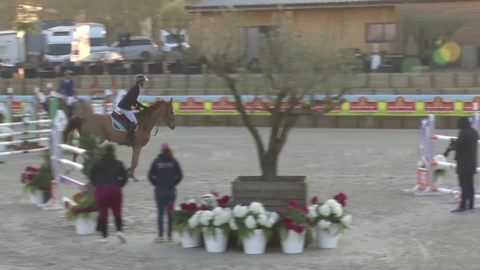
[148,143,183,242]
[448,117,478,212]
[89,144,128,243]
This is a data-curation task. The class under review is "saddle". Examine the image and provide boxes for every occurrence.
[110,111,138,132]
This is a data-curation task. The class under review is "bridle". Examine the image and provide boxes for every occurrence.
[151,102,174,136]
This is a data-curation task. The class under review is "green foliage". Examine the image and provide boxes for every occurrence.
[65,189,98,221]
[202,224,231,239]
[172,209,198,236]
[79,128,104,176]
[23,150,52,194]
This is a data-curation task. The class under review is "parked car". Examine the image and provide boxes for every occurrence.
[76,51,124,65]
[109,36,159,60]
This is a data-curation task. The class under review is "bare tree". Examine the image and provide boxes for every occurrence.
[190,10,359,181]
[402,8,466,67]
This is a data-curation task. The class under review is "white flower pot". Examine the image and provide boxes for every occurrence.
[75,215,97,235]
[316,225,339,249]
[181,229,201,248]
[242,229,267,255]
[202,228,228,253]
[281,230,305,254]
[28,190,43,205]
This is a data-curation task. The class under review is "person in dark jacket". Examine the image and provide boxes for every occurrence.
[449,117,478,213]
[60,70,76,119]
[117,74,148,146]
[148,143,183,242]
[89,144,128,243]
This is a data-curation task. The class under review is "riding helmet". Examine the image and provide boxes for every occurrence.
[135,74,148,83]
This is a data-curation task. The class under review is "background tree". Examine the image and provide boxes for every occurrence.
[189,10,359,181]
[402,9,466,67]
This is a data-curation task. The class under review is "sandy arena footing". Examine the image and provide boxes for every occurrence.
[0,127,478,270]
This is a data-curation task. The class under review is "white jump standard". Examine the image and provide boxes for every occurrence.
[406,113,480,199]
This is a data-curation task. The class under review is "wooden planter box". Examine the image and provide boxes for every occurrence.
[231,176,308,211]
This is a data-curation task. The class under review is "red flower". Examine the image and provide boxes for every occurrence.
[333,193,347,207]
[20,178,25,184]
[83,206,94,212]
[32,167,41,173]
[180,203,188,210]
[301,206,309,214]
[199,204,207,210]
[293,224,305,234]
[311,196,318,204]
[283,216,293,225]
[188,203,197,211]
[167,202,174,212]
[64,201,71,209]
[287,200,298,208]
[285,222,295,230]
[72,207,79,214]
[217,195,231,207]
[27,173,34,180]
[211,191,219,198]
[25,166,35,172]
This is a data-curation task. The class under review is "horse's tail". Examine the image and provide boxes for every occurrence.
[63,115,84,142]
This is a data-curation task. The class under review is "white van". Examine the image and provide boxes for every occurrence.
[76,23,109,53]
[43,25,90,63]
[160,29,189,52]
[0,31,26,64]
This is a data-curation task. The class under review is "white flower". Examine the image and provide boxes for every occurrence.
[265,212,279,228]
[212,207,223,216]
[257,214,268,227]
[200,194,218,208]
[341,215,352,226]
[244,215,257,229]
[188,199,196,204]
[174,206,181,211]
[249,202,266,214]
[319,204,331,217]
[331,202,343,217]
[308,205,319,219]
[325,199,338,207]
[319,219,332,229]
[229,218,239,230]
[233,205,248,218]
[188,215,198,228]
[199,210,213,226]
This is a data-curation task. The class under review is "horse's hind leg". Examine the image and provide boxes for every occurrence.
[127,146,142,182]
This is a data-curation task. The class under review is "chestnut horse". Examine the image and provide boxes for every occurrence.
[62,99,176,181]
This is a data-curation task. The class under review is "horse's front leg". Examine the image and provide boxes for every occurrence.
[127,146,142,182]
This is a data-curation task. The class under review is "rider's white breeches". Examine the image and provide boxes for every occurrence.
[121,109,137,124]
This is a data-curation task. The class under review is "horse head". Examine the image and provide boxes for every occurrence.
[138,99,176,130]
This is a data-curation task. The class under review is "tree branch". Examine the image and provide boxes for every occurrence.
[199,56,266,156]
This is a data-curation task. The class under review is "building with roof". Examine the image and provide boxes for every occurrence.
[187,0,480,68]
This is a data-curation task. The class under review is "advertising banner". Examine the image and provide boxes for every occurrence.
[4,94,480,116]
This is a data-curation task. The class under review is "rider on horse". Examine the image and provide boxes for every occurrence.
[117,74,148,146]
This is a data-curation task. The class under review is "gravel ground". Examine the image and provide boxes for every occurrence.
[0,127,478,270]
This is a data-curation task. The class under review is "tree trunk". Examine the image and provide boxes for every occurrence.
[261,150,279,182]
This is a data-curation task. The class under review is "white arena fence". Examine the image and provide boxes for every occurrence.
[406,113,480,199]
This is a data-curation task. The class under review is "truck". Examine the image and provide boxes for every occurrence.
[0,31,26,65]
[43,25,90,63]
[76,23,108,53]
[160,29,189,52]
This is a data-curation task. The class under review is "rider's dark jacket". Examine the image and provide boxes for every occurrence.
[454,117,478,175]
[118,84,146,111]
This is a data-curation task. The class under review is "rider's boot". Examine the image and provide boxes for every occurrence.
[126,122,137,146]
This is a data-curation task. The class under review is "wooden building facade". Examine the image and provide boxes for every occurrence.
[187,0,480,67]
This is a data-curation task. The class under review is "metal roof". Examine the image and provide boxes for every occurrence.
[187,0,398,9]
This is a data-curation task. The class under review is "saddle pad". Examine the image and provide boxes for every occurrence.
[110,114,138,132]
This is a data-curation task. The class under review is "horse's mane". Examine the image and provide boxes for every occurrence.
[135,100,167,118]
